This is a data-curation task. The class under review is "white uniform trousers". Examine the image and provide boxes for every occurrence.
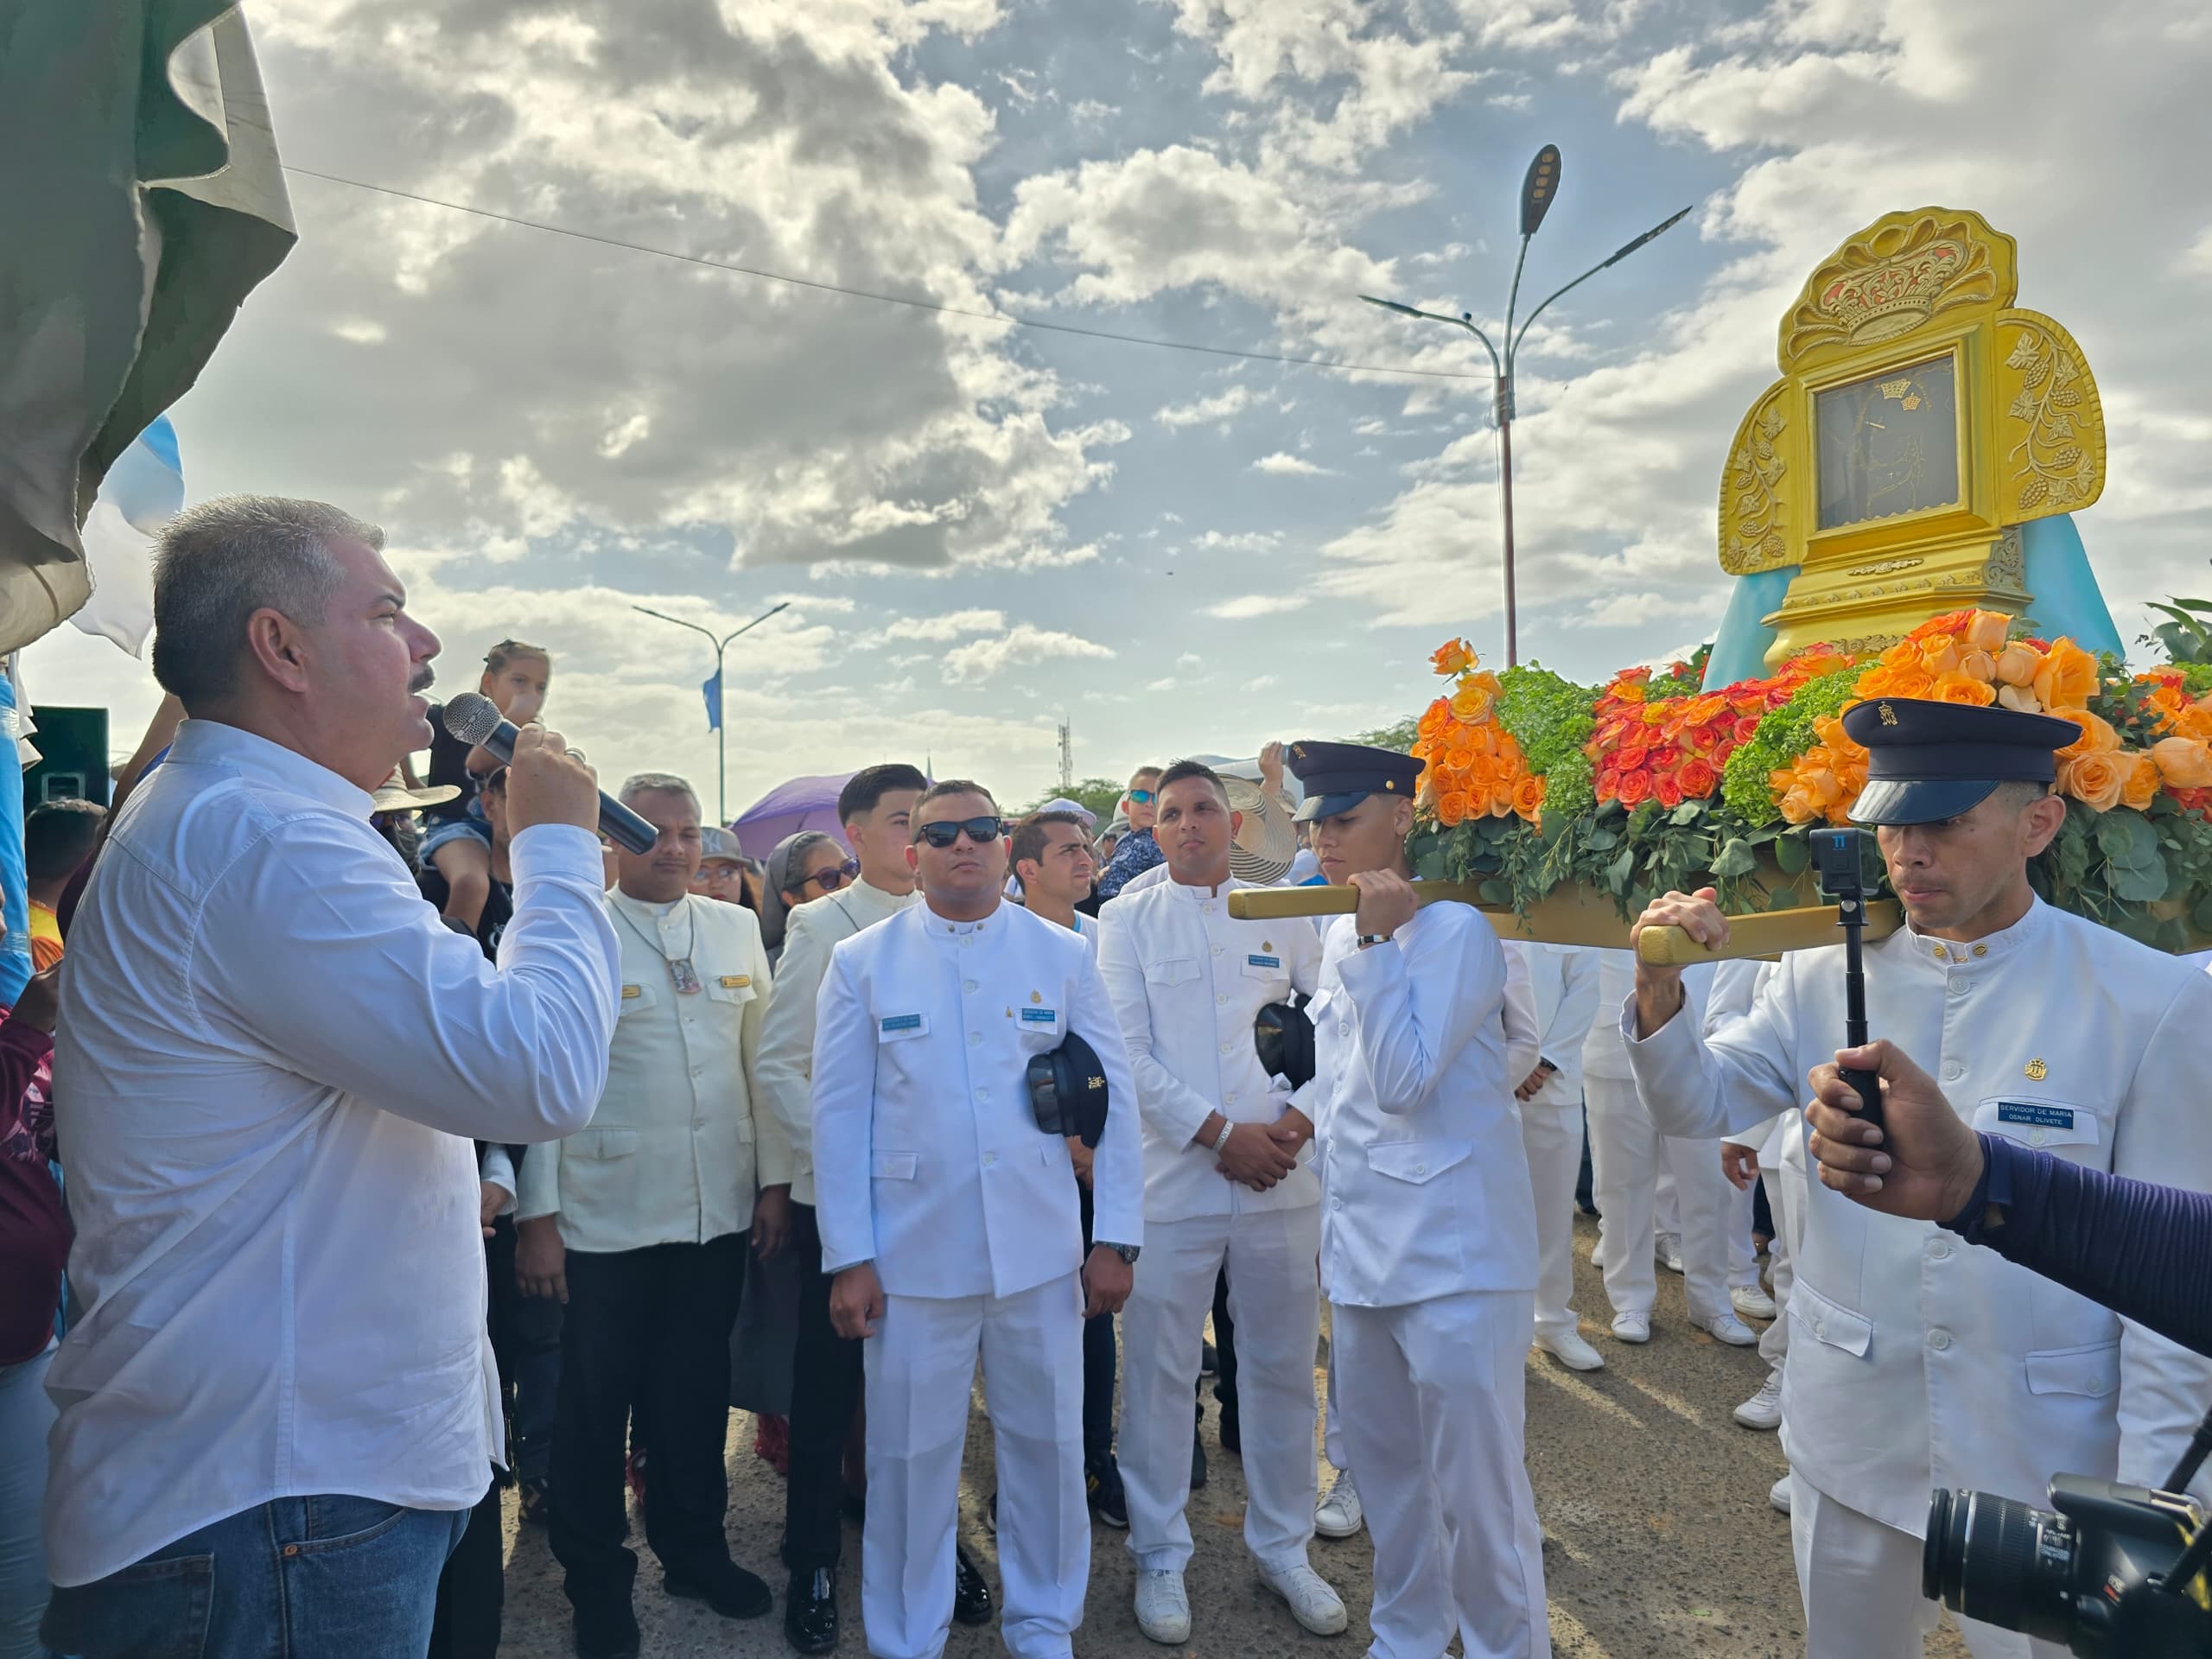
[1790,1473,2063,1658]
[1334,1292,1550,1659]
[1516,1086,1586,1343]
[862,1276,1087,1659]
[1585,1076,1733,1325]
[1758,1143,1806,1377]
[1323,1342,1345,1471]
[1724,1179,1760,1289]
[1121,1205,1321,1573]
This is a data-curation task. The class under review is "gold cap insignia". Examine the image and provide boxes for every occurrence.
[1030,990,1042,1003]
[1262,940,1272,952]
[1879,702,1898,726]
[2024,1058,2048,1081]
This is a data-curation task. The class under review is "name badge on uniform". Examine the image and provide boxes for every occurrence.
[1996,1102,2075,1130]
[1248,953,1281,969]
[620,984,643,1001]
[719,975,751,989]
[1021,1007,1058,1025]
[880,1014,927,1040]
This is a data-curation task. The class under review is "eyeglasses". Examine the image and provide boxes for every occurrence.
[1126,789,1156,804]
[800,860,860,892]
[917,816,1005,849]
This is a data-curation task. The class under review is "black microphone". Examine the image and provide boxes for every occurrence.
[442,693,658,855]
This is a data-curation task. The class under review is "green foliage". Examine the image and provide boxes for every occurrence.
[1344,716,1419,753]
[2141,575,2212,666]
[1020,777,1126,819]
[1719,665,1865,823]
[1496,663,1599,777]
[1541,750,1596,823]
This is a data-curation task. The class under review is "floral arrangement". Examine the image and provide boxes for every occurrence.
[1402,608,2212,950]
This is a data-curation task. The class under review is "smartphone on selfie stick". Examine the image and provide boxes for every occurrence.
[1809,827,1885,1137]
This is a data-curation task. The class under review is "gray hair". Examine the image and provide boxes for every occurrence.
[150,495,382,707]
[619,772,702,817]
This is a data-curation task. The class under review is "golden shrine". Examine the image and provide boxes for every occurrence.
[1715,208,2108,665]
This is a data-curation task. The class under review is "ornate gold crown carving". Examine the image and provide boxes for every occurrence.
[1779,210,2013,372]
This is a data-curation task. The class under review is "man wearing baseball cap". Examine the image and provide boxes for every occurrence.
[1625,697,2212,1658]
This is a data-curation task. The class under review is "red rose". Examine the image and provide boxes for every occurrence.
[1616,770,1653,807]
[1596,768,1621,800]
[1678,757,1720,798]
[1734,714,1763,743]
[1653,772,1685,809]
[1615,744,1649,772]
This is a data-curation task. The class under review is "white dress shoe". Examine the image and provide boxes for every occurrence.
[1733,1371,1783,1430]
[1313,1471,1363,1539]
[1535,1329,1605,1372]
[1610,1312,1651,1344]
[1655,1232,1685,1274]
[1732,1284,1778,1321]
[1770,1474,1794,1515]
[1135,1568,1192,1644]
[1260,1561,1349,1636]
[1695,1311,1759,1346]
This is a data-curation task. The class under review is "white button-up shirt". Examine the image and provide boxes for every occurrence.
[1622,898,2212,1532]
[810,902,1142,1300]
[518,889,783,1252]
[46,719,619,1586]
[757,878,918,1205]
[1309,903,1537,1306]
[1096,875,1322,1220]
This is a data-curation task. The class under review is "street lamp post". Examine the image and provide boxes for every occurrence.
[632,600,791,823]
[1362,143,1691,666]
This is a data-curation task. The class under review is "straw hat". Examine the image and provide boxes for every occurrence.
[1222,777,1298,885]
[370,772,461,815]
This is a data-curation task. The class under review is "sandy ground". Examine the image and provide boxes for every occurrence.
[493,1211,1971,1657]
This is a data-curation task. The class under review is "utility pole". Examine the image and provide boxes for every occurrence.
[631,600,790,823]
[1058,716,1074,793]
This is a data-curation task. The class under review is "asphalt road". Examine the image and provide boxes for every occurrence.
[496,1212,1971,1656]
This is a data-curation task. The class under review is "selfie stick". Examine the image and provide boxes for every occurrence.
[1817,827,1885,1137]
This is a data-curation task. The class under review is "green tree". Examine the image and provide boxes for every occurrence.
[1343,716,1419,753]
[1014,776,1127,820]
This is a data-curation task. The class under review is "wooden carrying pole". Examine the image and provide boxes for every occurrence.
[1225,884,1903,965]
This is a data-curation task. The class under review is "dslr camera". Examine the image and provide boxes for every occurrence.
[1925,1476,2212,1655]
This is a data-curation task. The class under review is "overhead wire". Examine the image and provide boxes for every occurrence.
[280,164,1491,384]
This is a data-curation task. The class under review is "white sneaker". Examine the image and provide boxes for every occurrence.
[1695,1311,1759,1347]
[1135,1568,1192,1644]
[1260,1561,1350,1636]
[1732,1284,1778,1321]
[1770,1474,1794,1515]
[1656,1232,1685,1274]
[1733,1371,1783,1430]
[1610,1312,1651,1344]
[1535,1329,1606,1372]
[1313,1471,1364,1539]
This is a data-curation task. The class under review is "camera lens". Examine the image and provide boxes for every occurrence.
[1923,1488,2077,1645]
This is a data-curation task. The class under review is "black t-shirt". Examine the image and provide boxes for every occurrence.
[423,704,482,827]
[419,866,515,958]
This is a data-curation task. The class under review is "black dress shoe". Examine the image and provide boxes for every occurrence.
[952,1546,994,1626]
[573,1607,641,1659]
[785,1567,839,1655]
[1191,1430,1209,1491]
[664,1558,774,1619]
[1218,1406,1241,1456]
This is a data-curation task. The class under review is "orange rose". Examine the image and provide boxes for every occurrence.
[1416,699,1451,741]
[1431,639,1473,677]
[1993,642,2041,687]
[2051,708,2119,758]
[2031,639,2098,710]
[1997,683,2044,714]
[1962,610,2012,652]
[1450,672,1499,723]
[1778,784,1820,825]
[1956,648,1997,683]
[1932,671,1995,708]
[1437,790,1471,827]
[1510,772,1546,822]
[2059,752,2126,812]
[2120,750,2161,811]
[2152,737,2212,789]
[1921,639,1961,677]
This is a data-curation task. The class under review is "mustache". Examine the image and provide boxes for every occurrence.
[409,664,436,696]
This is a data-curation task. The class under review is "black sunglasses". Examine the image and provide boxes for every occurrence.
[798,859,860,893]
[917,816,1005,849]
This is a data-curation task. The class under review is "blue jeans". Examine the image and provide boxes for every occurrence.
[41,1494,473,1659]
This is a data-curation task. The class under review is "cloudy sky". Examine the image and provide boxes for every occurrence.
[28,0,2212,815]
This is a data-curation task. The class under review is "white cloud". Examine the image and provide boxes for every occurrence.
[887,608,1006,641]
[1252,452,1334,476]
[1188,529,1282,553]
[942,624,1117,683]
[1205,594,1309,619]
[1154,385,1258,429]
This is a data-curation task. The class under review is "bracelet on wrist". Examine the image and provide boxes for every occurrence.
[1357,931,1392,948]
[1211,1118,1235,1154]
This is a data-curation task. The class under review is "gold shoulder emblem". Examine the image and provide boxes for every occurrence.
[1030,990,1043,1003]
[2024,1058,2048,1081]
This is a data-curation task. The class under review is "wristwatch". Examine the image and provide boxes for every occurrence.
[1098,1242,1141,1265]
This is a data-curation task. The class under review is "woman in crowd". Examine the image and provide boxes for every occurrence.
[757,831,854,969]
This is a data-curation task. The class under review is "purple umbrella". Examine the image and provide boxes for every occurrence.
[731,772,855,861]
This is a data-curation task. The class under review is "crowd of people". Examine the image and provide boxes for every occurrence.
[4,491,2211,1659]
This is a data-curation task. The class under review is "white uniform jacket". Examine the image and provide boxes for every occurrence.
[810,901,1143,1300]
[1510,943,1599,1099]
[1622,898,2212,1532]
[1310,902,1537,1307]
[1096,875,1323,1221]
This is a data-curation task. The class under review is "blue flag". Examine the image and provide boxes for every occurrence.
[702,670,723,732]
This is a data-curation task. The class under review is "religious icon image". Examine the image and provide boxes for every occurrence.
[1814,354,1961,530]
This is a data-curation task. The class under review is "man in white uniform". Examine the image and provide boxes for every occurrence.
[1505,943,1602,1371]
[1097,761,1343,1644]
[812,782,1144,1659]
[1627,698,2212,1657]
[1293,741,1550,1659]
[1583,953,1757,1348]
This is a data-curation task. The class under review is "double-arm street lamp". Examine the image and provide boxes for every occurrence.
[1363,144,1692,666]
[632,600,791,823]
